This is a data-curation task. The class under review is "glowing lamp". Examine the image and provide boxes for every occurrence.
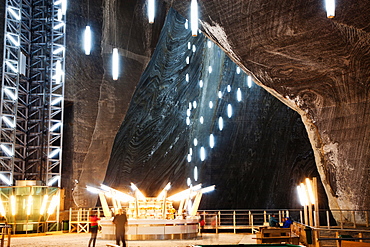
[148,0,155,23]
[190,0,198,36]
[112,48,119,80]
[84,26,92,55]
[227,104,233,118]
[47,194,59,215]
[40,194,49,215]
[27,195,33,215]
[200,146,206,161]
[305,178,315,204]
[218,116,223,131]
[0,197,6,216]
[297,183,309,206]
[247,75,252,88]
[325,0,335,18]
[10,195,16,216]
[209,134,215,148]
[194,166,198,181]
[237,88,242,102]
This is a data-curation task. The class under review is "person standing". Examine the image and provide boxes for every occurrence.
[269,214,279,227]
[113,209,128,247]
[88,212,100,247]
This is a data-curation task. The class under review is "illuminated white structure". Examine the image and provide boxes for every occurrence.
[1,0,66,188]
[325,0,335,18]
[190,0,198,36]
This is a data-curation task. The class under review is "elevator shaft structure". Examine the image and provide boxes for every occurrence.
[0,0,66,187]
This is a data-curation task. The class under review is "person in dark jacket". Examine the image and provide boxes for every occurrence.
[282,217,293,228]
[113,209,128,247]
[269,214,279,227]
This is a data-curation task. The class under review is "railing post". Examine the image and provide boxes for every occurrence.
[352,211,356,228]
[300,210,303,224]
[326,211,330,229]
[251,214,254,233]
[218,211,221,227]
[264,211,266,224]
[69,208,72,233]
[233,211,236,234]
[335,231,340,247]
[248,211,251,226]
[216,215,218,234]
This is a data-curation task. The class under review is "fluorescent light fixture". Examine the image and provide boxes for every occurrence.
[207,40,212,48]
[10,195,16,216]
[51,96,63,105]
[47,175,60,186]
[187,177,191,186]
[305,178,315,204]
[47,194,59,215]
[86,185,100,194]
[57,9,63,21]
[4,88,17,100]
[237,88,242,102]
[199,116,204,124]
[53,22,65,29]
[236,67,240,74]
[0,173,12,185]
[247,75,252,88]
[201,185,215,193]
[193,138,198,146]
[186,56,189,64]
[50,122,62,131]
[194,166,198,181]
[186,117,190,125]
[227,85,231,92]
[297,184,309,206]
[187,154,192,162]
[84,26,91,55]
[191,0,198,36]
[148,0,155,23]
[40,194,49,215]
[189,148,193,155]
[3,116,15,128]
[208,66,212,73]
[209,134,214,148]
[55,60,63,84]
[112,48,119,80]
[325,0,335,18]
[186,73,189,82]
[192,45,196,52]
[48,148,60,159]
[227,104,232,118]
[209,101,213,109]
[218,116,223,131]
[7,7,21,20]
[6,61,18,73]
[0,144,13,157]
[193,101,197,109]
[6,33,20,46]
[27,195,33,215]
[53,46,65,54]
[218,91,222,98]
[200,147,206,161]
[199,80,203,88]
[0,197,6,216]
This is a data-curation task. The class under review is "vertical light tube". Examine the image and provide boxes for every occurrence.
[40,194,49,215]
[200,147,206,161]
[112,48,119,80]
[325,0,335,18]
[27,195,33,216]
[84,26,91,55]
[148,0,155,23]
[10,195,16,216]
[191,0,198,36]
[209,134,215,148]
[0,197,5,216]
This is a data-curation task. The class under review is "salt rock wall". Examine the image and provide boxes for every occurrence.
[167,0,370,212]
[103,9,326,210]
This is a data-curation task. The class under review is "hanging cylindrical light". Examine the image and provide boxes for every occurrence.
[148,0,155,23]
[325,0,335,18]
[84,25,92,55]
[190,0,198,36]
[112,48,119,80]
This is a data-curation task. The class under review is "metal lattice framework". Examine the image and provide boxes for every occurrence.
[0,0,66,187]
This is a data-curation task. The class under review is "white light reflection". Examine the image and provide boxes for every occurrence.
[247,75,252,88]
[218,117,223,131]
[186,73,189,82]
[207,40,212,48]
[193,138,198,146]
[193,101,197,109]
[208,66,212,73]
[199,116,204,124]
[236,67,240,74]
[188,42,191,50]
[194,166,198,181]
[209,134,214,148]
[227,85,231,92]
[187,154,192,162]
[187,177,191,186]
[199,80,203,88]
[84,25,91,55]
[192,45,196,52]
[186,56,190,64]
[237,88,242,102]
[209,101,213,109]
[186,117,190,125]
[185,19,188,29]
[227,104,232,118]
[187,109,191,117]
[200,147,205,161]
[218,91,222,98]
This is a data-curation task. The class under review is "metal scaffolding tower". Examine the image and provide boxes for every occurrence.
[0,0,66,187]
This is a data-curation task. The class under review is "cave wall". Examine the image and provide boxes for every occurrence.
[103,9,327,210]
[166,0,370,211]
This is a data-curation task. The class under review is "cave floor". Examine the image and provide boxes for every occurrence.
[9,232,256,246]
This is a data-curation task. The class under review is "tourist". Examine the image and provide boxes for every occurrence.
[269,214,279,227]
[88,212,100,247]
[282,216,293,228]
[113,209,128,247]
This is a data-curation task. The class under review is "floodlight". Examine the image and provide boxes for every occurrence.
[200,147,206,161]
[84,26,92,55]
[148,0,155,23]
[112,48,119,80]
[191,0,198,36]
[227,104,233,118]
[237,88,242,102]
[325,0,335,18]
[218,117,223,131]
[209,134,215,148]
